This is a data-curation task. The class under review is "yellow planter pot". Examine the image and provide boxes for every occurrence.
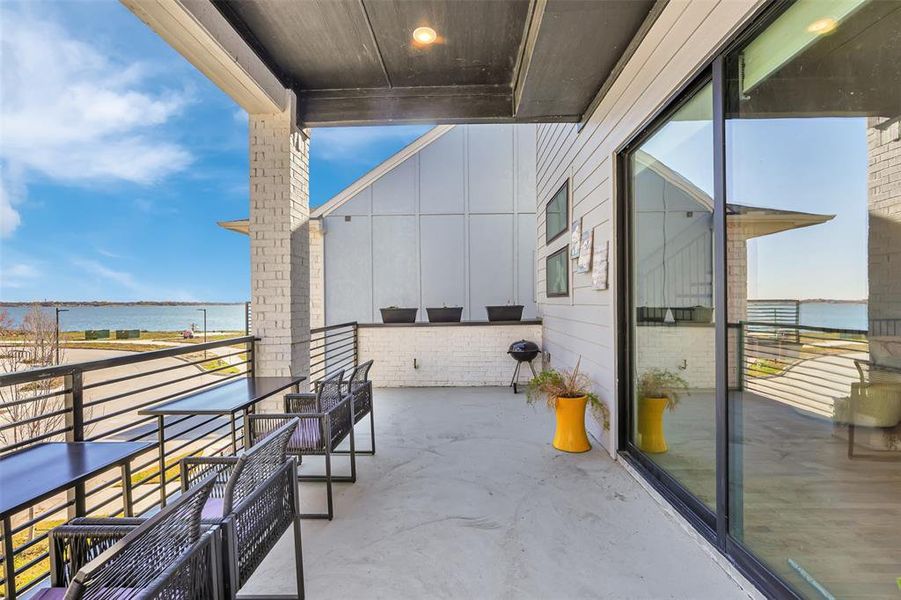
[553,395,591,453]
[638,396,669,453]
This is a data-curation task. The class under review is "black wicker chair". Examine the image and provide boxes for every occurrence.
[249,370,354,520]
[180,418,303,598]
[43,472,221,600]
[48,420,303,600]
[336,360,374,456]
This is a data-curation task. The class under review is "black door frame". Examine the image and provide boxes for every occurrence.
[614,1,805,597]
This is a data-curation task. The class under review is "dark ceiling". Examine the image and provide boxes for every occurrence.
[213,0,659,126]
[734,1,901,119]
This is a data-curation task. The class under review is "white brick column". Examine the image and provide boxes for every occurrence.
[249,106,311,382]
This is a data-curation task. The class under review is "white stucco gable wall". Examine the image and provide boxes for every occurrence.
[318,124,538,325]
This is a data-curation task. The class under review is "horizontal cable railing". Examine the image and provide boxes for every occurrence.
[0,336,255,598]
[0,321,360,598]
[309,322,358,384]
[735,321,868,418]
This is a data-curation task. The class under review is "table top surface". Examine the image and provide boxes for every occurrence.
[0,441,152,518]
[139,376,306,416]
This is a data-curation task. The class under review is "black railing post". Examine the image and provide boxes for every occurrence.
[2,516,16,600]
[353,322,359,368]
[64,371,86,518]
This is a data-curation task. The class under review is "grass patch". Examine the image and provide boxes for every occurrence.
[198,358,241,376]
[1,518,67,597]
[747,358,791,377]
[124,453,190,487]
[61,342,168,352]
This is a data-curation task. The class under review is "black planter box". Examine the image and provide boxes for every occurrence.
[380,308,418,323]
[637,307,667,323]
[426,307,463,322]
[689,306,713,323]
[486,305,524,322]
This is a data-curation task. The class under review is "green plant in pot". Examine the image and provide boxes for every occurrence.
[527,358,610,453]
[636,368,687,454]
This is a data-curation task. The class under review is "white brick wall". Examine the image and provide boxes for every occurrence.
[358,324,542,387]
[249,109,311,390]
[867,117,901,370]
[634,326,716,389]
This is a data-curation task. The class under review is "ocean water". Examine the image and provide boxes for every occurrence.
[1,304,247,332]
[798,301,868,331]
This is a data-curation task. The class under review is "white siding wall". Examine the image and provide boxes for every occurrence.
[535,0,762,454]
[324,124,538,325]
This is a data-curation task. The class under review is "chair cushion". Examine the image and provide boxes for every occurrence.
[201,497,224,520]
[289,420,322,450]
[30,588,66,600]
[32,588,137,600]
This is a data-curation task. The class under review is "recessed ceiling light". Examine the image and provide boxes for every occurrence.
[806,17,837,35]
[413,26,437,45]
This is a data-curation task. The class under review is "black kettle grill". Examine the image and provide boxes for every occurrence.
[507,339,540,393]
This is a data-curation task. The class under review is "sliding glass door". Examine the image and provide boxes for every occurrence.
[622,1,901,597]
[725,1,901,597]
[627,82,717,511]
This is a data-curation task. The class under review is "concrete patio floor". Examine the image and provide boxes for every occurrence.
[241,387,756,599]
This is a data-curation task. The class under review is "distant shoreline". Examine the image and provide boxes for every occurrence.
[0,301,246,307]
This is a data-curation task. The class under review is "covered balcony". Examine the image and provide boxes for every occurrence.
[2,0,900,599]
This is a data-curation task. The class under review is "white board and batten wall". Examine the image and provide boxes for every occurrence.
[535,0,763,453]
[322,124,538,325]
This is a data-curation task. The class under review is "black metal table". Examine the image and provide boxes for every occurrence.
[139,376,305,505]
[0,441,152,600]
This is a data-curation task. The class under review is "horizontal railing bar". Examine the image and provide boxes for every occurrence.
[85,371,246,429]
[310,353,356,371]
[309,357,355,376]
[309,339,356,362]
[0,388,69,410]
[1,426,73,454]
[85,360,249,410]
[310,347,356,368]
[308,335,355,353]
[12,532,49,559]
[86,415,159,442]
[0,336,256,385]
[18,569,50,595]
[741,321,866,335]
[10,498,75,535]
[0,407,69,432]
[310,322,357,335]
[309,329,355,343]
[82,348,249,391]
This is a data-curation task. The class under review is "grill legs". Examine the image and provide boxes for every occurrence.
[510,360,539,394]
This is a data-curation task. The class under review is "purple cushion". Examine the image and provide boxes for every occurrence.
[30,588,66,600]
[290,420,322,450]
[201,497,224,520]
[33,588,137,600]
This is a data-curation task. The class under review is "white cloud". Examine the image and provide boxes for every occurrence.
[70,257,149,298]
[1,260,41,289]
[0,7,193,236]
[312,125,432,164]
[0,178,21,237]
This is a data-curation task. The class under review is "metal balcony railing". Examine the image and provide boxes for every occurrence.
[0,321,357,598]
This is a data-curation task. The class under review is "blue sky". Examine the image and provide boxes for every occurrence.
[0,1,429,302]
[643,112,868,301]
